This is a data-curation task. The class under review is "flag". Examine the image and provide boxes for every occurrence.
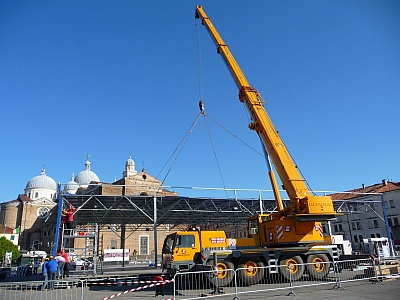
[12,227,20,234]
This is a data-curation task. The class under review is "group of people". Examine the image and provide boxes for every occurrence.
[41,250,71,290]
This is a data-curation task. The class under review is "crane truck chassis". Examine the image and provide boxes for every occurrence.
[162,229,339,286]
[161,6,341,286]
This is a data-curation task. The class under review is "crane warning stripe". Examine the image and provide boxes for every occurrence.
[314,224,323,237]
[209,237,226,244]
[276,225,283,239]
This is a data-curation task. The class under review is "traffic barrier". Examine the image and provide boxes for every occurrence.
[172,258,398,299]
[336,258,376,286]
[0,279,84,300]
[100,279,173,300]
[173,269,237,300]
[6,266,30,277]
[375,256,400,279]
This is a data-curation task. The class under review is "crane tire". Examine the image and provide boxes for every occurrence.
[279,255,304,281]
[306,254,330,279]
[206,259,235,287]
[237,257,264,285]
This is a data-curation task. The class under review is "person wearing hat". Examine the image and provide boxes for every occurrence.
[41,257,49,290]
[46,255,58,290]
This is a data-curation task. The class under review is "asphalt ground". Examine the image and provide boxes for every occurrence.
[28,276,400,300]
[82,277,400,300]
[1,266,399,300]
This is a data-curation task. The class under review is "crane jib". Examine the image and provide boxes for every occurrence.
[194,5,338,222]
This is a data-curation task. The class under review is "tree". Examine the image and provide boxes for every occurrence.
[0,236,20,264]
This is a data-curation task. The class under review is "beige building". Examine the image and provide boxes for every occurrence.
[0,155,183,258]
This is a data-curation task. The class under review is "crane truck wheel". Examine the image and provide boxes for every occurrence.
[306,254,330,279]
[206,259,235,287]
[279,255,304,281]
[237,257,264,285]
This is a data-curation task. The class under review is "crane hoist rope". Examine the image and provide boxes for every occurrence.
[157,112,202,184]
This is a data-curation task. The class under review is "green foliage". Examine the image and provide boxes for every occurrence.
[0,236,20,264]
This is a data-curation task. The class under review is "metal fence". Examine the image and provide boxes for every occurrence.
[173,257,400,300]
[0,279,84,300]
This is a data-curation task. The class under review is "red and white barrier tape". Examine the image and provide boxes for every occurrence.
[100,280,173,300]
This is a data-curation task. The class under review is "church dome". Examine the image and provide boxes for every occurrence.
[63,172,79,194]
[75,155,100,187]
[126,156,135,166]
[122,155,137,177]
[25,167,57,191]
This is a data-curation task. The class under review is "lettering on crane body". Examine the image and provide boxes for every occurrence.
[308,202,331,206]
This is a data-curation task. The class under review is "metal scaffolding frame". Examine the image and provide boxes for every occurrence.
[62,194,285,227]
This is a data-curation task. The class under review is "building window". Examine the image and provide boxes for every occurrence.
[37,207,50,219]
[139,235,149,255]
[10,235,15,241]
[35,192,38,198]
[354,235,358,243]
[338,224,343,231]
[370,233,375,238]
[110,240,117,249]
[334,225,338,232]
[373,219,379,228]
[352,222,356,230]
[388,218,393,227]
[368,220,373,229]
[389,200,395,208]
[393,217,399,226]
[359,235,363,242]
[376,233,381,238]
[179,235,195,248]
[356,222,361,230]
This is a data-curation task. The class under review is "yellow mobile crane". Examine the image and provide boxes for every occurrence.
[162,6,339,286]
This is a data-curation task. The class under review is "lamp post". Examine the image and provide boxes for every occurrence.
[380,194,394,256]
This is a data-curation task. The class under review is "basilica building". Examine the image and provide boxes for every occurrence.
[0,155,180,258]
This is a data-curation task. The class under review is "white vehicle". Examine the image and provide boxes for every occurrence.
[68,254,93,270]
[74,258,93,269]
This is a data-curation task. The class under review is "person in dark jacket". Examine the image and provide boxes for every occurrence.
[46,256,58,290]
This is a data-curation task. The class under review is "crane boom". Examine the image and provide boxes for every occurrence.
[195,5,337,221]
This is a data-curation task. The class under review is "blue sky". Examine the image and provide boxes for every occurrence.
[1,0,399,202]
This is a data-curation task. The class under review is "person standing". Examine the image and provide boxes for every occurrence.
[61,250,70,278]
[56,252,65,279]
[47,256,58,290]
[41,257,49,290]
[154,275,165,297]
[62,205,75,235]
[33,260,39,275]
